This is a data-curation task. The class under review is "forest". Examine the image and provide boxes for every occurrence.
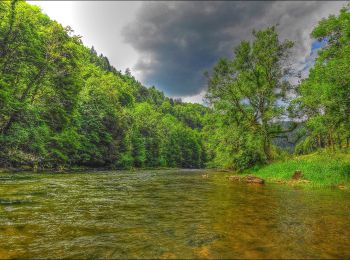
[0,1,349,173]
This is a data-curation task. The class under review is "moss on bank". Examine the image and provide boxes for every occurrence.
[247,151,350,188]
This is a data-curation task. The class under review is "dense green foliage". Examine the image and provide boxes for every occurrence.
[295,7,350,154]
[205,6,350,171]
[0,1,206,170]
[0,1,349,174]
[205,27,295,170]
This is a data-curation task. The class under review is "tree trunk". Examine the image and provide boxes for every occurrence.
[318,134,321,148]
[264,126,272,160]
[263,134,272,161]
[329,131,335,152]
[337,133,342,149]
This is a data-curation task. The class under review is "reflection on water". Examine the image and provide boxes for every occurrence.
[0,170,349,259]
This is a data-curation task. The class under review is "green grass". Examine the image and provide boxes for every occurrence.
[248,151,350,187]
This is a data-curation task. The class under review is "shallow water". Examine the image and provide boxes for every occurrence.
[0,170,349,259]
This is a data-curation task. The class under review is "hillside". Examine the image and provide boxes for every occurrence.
[0,1,209,170]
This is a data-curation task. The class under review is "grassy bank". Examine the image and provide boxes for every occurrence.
[248,151,350,187]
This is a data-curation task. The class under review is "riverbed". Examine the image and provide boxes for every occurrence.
[0,170,349,258]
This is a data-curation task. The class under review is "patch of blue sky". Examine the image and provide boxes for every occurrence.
[300,38,328,75]
[311,38,328,53]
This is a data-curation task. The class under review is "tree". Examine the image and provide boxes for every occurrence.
[296,6,350,152]
[205,26,294,169]
[0,1,85,168]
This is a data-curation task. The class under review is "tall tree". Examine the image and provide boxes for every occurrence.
[206,27,294,169]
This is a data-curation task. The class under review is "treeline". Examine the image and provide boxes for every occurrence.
[0,1,207,170]
[205,6,350,170]
[0,1,349,171]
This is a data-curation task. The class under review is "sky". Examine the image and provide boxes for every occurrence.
[28,1,345,103]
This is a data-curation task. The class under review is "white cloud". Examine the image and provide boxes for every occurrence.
[181,91,207,104]
[28,1,75,28]
[28,1,142,73]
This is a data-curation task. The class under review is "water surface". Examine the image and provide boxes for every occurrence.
[0,170,349,258]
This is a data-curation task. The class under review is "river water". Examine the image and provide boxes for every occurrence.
[0,170,349,259]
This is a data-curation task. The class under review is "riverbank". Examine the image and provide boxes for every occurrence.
[1,151,349,189]
[246,151,350,188]
[0,166,202,174]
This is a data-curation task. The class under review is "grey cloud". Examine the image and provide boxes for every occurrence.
[123,1,344,97]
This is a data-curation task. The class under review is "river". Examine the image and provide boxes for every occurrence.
[0,170,349,258]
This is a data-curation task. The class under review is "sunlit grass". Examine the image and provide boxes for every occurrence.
[249,150,350,187]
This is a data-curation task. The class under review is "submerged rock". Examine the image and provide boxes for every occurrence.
[228,175,265,184]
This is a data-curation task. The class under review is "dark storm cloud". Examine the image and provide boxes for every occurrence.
[123,1,344,97]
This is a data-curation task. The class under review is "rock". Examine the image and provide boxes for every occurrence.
[292,170,303,180]
[338,184,347,190]
[245,175,265,184]
[228,175,264,184]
